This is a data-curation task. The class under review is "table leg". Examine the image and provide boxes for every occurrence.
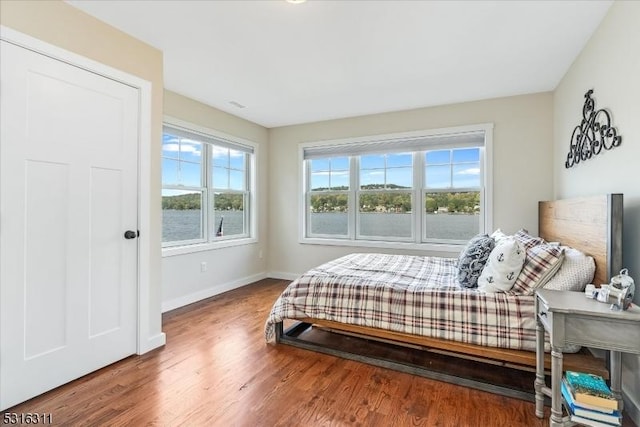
[534,320,546,418]
[610,350,623,411]
[550,347,564,427]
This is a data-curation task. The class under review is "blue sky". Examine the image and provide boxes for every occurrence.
[162,133,245,192]
[425,148,480,189]
[310,148,480,190]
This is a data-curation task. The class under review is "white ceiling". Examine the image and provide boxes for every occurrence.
[67,0,613,128]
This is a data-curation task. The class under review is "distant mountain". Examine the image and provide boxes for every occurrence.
[311,184,410,191]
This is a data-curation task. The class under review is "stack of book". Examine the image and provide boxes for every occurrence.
[562,370,621,427]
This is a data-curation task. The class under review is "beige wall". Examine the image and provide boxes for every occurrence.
[1,1,164,348]
[268,93,554,276]
[162,91,269,309]
[553,1,640,421]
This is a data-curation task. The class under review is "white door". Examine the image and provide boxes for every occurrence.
[0,40,139,410]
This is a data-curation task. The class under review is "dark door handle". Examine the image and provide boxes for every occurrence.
[124,230,138,239]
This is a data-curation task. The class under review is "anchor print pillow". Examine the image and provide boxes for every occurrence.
[477,237,526,293]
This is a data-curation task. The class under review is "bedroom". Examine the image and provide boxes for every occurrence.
[0,0,638,425]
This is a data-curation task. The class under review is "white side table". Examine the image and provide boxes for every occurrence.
[534,289,640,427]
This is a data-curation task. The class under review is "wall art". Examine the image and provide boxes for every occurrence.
[565,89,622,168]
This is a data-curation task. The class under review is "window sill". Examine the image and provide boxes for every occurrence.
[299,237,463,254]
[162,237,257,257]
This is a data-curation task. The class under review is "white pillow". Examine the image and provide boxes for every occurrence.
[478,237,526,293]
[544,246,595,291]
[490,228,510,244]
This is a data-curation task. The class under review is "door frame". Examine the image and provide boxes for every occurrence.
[0,26,162,355]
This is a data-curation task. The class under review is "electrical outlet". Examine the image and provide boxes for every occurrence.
[200,262,207,272]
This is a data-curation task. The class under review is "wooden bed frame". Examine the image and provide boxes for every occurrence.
[274,194,623,396]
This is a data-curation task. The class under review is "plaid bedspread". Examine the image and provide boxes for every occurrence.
[265,253,541,351]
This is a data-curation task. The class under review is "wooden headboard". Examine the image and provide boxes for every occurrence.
[539,194,623,286]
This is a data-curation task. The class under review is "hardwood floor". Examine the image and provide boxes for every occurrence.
[2,278,636,426]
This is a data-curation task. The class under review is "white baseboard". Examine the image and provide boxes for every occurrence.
[267,271,300,281]
[162,272,268,313]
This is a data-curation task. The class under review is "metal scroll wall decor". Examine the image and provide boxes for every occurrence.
[565,89,622,168]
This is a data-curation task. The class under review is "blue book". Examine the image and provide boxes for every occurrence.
[562,379,621,425]
[564,370,618,410]
[570,414,622,427]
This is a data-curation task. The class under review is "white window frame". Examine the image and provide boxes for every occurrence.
[162,116,258,257]
[299,124,493,253]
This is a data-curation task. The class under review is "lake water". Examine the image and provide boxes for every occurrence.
[310,212,478,240]
[163,209,478,242]
[163,210,244,242]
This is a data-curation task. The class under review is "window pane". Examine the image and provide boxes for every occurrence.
[330,170,349,190]
[360,169,384,188]
[426,150,450,164]
[162,133,202,187]
[310,193,349,212]
[359,192,412,238]
[452,162,480,188]
[360,154,412,189]
[162,134,180,160]
[386,167,412,188]
[212,147,229,167]
[162,189,203,242]
[452,148,479,163]
[310,158,330,172]
[361,154,385,169]
[229,150,245,170]
[310,172,330,191]
[179,161,202,187]
[309,194,348,236]
[424,191,480,241]
[179,139,202,163]
[425,165,451,188]
[386,153,412,167]
[332,156,349,170]
[213,193,245,237]
[162,158,179,186]
[229,169,245,191]
[213,166,229,189]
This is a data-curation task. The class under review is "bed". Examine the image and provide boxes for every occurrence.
[265,194,623,389]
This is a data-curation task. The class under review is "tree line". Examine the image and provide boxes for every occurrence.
[162,193,243,211]
[310,189,479,214]
[163,188,479,214]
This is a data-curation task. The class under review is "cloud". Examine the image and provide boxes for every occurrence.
[211,146,245,159]
[162,138,202,157]
[163,143,181,152]
[163,140,202,157]
[163,135,244,160]
[455,167,480,175]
